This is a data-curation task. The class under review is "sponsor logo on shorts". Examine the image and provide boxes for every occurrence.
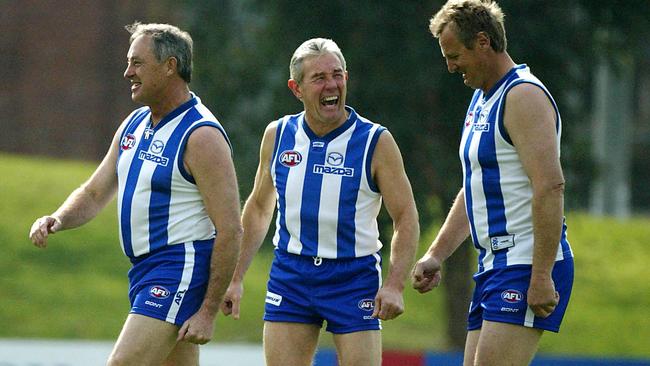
[500,307,520,313]
[358,299,375,311]
[501,289,523,304]
[150,286,170,299]
[174,289,187,305]
[265,291,282,306]
[145,300,163,309]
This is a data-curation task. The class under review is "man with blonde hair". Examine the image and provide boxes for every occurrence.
[412,1,574,365]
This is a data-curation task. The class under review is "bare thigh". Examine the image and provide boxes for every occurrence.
[263,322,321,366]
[466,320,543,366]
[333,330,381,366]
[107,314,198,366]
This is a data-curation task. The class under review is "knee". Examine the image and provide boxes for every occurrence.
[106,350,134,366]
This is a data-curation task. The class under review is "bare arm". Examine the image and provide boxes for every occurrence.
[369,131,419,321]
[29,126,121,247]
[411,188,470,293]
[220,122,278,319]
[177,126,243,344]
[505,83,564,318]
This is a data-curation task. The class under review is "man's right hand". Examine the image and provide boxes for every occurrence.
[29,216,62,248]
[220,281,243,319]
[411,255,443,293]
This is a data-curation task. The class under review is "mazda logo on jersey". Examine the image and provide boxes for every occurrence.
[150,140,165,154]
[279,150,302,167]
[326,152,344,166]
[120,134,136,150]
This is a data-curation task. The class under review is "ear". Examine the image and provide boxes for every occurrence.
[476,31,490,50]
[288,79,302,101]
[166,57,178,76]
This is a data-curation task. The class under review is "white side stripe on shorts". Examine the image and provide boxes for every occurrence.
[166,242,196,323]
[524,306,535,328]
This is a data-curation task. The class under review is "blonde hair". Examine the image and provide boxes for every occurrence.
[430,0,507,52]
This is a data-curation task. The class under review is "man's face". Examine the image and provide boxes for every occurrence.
[438,24,485,90]
[123,35,169,105]
[289,52,348,127]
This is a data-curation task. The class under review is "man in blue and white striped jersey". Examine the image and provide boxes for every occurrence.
[29,22,242,365]
[412,1,575,366]
[221,38,420,366]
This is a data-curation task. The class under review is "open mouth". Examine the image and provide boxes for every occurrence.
[321,95,339,106]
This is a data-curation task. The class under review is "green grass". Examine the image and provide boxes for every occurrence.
[1,153,648,358]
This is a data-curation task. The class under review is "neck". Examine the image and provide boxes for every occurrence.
[305,109,349,137]
[149,84,191,126]
[481,52,516,93]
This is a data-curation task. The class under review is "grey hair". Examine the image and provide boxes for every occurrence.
[290,38,347,84]
[125,22,193,83]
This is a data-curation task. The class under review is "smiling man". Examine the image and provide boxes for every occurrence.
[220,38,420,366]
[29,22,242,365]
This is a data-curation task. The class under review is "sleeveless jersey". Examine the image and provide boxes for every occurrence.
[116,94,230,259]
[460,64,573,274]
[270,106,385,259]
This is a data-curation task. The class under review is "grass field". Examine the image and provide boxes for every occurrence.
[1,153,648,357]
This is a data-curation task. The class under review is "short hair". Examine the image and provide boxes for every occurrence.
[429,0,507,52]
[125,22,193,83]
[289,38,347,84]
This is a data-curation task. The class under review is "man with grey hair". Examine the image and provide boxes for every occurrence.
[29,22,242,365]
[412,1,574,365]
[221,38,419,366]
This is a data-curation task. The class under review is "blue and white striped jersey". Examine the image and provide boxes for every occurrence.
[460,65,573,274]
[116,94,230,259]
[270,106,385,259]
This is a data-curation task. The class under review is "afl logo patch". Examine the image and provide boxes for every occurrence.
[358,299,375,311]
[150,286,170,299]
[279,150,302,167]
[120,134,136,150]
[501,289,523,303]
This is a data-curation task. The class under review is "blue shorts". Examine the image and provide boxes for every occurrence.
[264,249,382,334]
[467,257,574,332]
[127,239,213,326]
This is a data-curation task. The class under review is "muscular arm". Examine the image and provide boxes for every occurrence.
[369,131,419,320]
[412,189,470,293]
[178,125,243,343]
[220,122,278,319]
[505,83,564,318]
[29,125,121,247]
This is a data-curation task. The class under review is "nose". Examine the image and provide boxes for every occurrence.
[446,59,457,73]
[124,63,134,79]
[324,75,337,89]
